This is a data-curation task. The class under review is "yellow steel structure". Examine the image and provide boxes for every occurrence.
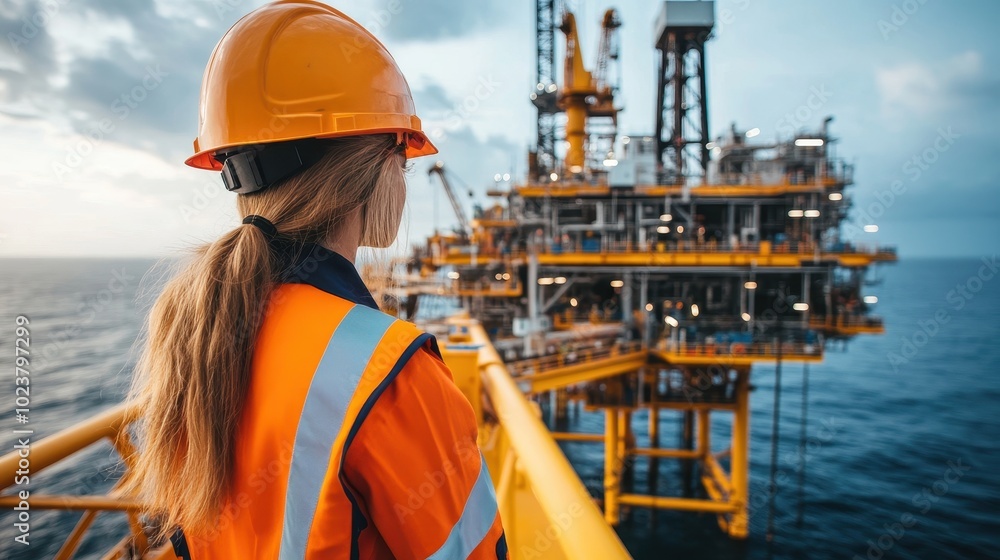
[514,179,844,198]
[430,241,897,269]
[810,316,885,335]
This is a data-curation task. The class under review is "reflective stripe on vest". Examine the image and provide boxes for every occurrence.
[427,452,499,559]
[280,304,396,559]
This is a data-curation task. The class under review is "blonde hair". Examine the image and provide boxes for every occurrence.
[125,134,405,536]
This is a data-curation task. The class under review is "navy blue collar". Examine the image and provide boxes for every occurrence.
[282,242,379,310]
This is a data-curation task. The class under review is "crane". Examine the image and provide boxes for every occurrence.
[594,9,621,110]
[557,7,621,175]
[428,161,471,240]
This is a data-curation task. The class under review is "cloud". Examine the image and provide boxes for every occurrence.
[875,51,992,118]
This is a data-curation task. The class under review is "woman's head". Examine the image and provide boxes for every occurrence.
[237,134,408,250]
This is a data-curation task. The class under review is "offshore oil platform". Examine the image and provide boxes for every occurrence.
[0,1,895,558]
[400,0,896,545]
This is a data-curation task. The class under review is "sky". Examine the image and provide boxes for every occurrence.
[0,0,997,258]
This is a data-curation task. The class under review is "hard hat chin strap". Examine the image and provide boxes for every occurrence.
[219,140,327,195]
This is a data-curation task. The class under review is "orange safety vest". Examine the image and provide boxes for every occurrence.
[172,243,506,559]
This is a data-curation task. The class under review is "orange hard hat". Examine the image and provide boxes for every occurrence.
[186,0,437,171]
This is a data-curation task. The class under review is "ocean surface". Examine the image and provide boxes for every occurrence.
[0,257,998,559]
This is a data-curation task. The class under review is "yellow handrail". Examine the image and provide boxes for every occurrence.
[0,403,136,489]
[471,322,633,559]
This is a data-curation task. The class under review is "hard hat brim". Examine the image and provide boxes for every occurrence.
[185,128,437,171]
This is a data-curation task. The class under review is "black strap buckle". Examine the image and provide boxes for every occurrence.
[219,141,325,195]
[221,151,266,194]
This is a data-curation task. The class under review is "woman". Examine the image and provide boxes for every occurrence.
[125,2,506,558]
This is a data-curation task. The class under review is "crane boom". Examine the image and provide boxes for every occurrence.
[595,9,621,96]
[428,161,471,238]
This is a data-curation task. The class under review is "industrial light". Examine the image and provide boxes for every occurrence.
[554,276,567,284]
[804,209,821,218]
[495,273,503,280]
[676,225,685,233]
[664,316,679,327]
[746,128,761,138]
[536,82,545,90]
[547,83,558,93]
[570,297,579,307]
[502,173,511,182]
[494,173,502,182]
[657,226,670,234]
[502,273,511,280]
[538,277,555,286]
[795,138,825,147]
[744,281,758,290]
[622,136,630,145]
[788,209,804,218]
[645,303,654,311]
[864,224,879,233]
[610,280,624,288]
[711,146,722,157]
[829,192,843,201]
[447,271,460,279]
[569,165,583,173]
[660,213,673,222]
[550,172,559,181]
[793,302,810,311]
[864,295,879,304]
[742,312,751,322]
[603,158,619,167]
[706,142,716,149]
[691,304,700,317]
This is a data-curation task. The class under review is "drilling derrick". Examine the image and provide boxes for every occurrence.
[655,1,713,183]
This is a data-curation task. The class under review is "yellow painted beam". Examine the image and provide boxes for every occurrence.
[552,432,605,442]
[653,349,823,367]
[516,351,648,393]
[0,494,142,511]
[618,494,739,513]
[514,180,841,198]
[434,251,883,269]
[632,447,701,460]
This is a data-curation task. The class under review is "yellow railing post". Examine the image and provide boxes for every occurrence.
[729,370,750,538]
[698,408,711,459]
[604,408,620,526]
